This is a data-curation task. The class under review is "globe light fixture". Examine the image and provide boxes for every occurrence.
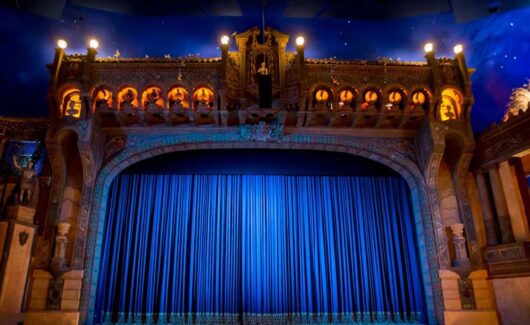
[296,36,305,47]
[57,39,67,49]
[220,35,230,45]
[89,39,99,49]
[424,42,433,53]
[453,44,463,54]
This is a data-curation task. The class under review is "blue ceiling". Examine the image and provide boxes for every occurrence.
[1,1,529,132]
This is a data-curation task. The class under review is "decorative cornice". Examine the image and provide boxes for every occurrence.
[474,108,530,168]
[305,58,428,67]
[0,116,50,141]
[93,57,222,64]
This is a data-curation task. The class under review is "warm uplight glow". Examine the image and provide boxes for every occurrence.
[57,39,67,49]
[389,91,402,103]
[168,86,190,109]
[61,89,82,118]
[89,39,99,49]
[413,91,426,105]
[339,89,354,103]
[424,42,433,53]
[192,87,215,109]
[364,90,378,103]
[453,44,463,54]
[440,88,463,121]
[296,36,305,46]
[315,89,330,102]
[220,35,230,45]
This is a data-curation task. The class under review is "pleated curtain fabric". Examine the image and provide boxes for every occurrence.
[95,174,426,324]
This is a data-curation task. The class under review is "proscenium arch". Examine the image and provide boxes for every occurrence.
[80,139,443,325]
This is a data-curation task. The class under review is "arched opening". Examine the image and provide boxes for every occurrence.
[439,88,464,121]
[311,86,333,110]
[92,86,113,111]
[338,87,357,110]
[410,89,430,112]
[57,131,83,265]
[117,87,139,111]
[192,86,215,110]
[361,88,381,111]
[167,86,190,109]
[386,88,407,111]
[60,88,82,118]
[92,149,428,324]
[141,86,164,110]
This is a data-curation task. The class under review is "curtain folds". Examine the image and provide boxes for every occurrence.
[95,174,426,324]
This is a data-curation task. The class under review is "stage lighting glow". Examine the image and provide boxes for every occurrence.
[57,39,67,49]
[424,42,433,53]
[296,36,305,46]
[89,39,99,49]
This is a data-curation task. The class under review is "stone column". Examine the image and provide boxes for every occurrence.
[498,161,530,242]
[277,40,287,89]
[475,173,498,245]
[28,270,53,310]
[60,270,84,311]
[0,207,36,319]
[51,223,71,271]
[237,41,246,93]
[451,223,470,267]
[488,167,515,243]
[512,158,530,225]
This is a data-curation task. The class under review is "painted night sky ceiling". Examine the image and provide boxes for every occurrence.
[1,0,530,132]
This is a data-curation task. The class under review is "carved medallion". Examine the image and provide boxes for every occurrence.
[239,121,283,142]
[19,230,29,246]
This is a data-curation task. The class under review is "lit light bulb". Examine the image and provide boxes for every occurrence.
[424,42,433,53]
[89,39,99,49]
[453,44,463,54]
[57,39,67,49]
[220,35,230,45]
[296,36,305,46]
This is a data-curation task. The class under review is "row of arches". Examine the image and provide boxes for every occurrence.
[58,84,465,122]
[59,85,216,117]
[97,85,215,112]
[309,84,464,121]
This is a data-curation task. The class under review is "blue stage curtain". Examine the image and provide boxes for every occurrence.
[95,175,426,324]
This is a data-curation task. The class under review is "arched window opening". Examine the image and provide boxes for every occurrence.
[192,87,215,110]
[338,88,356,109]
[440,88,464,121]
[92,87,113,111]
[61,89,82,118]
[312,86,332,110]
[117,87,138,111]
[168,86,190,109]
[386,89,406,111]
[361,89,380,111]
[142,87,164,111]
[411,89,430,111]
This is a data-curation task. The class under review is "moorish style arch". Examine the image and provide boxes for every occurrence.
[78,132,444,324]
